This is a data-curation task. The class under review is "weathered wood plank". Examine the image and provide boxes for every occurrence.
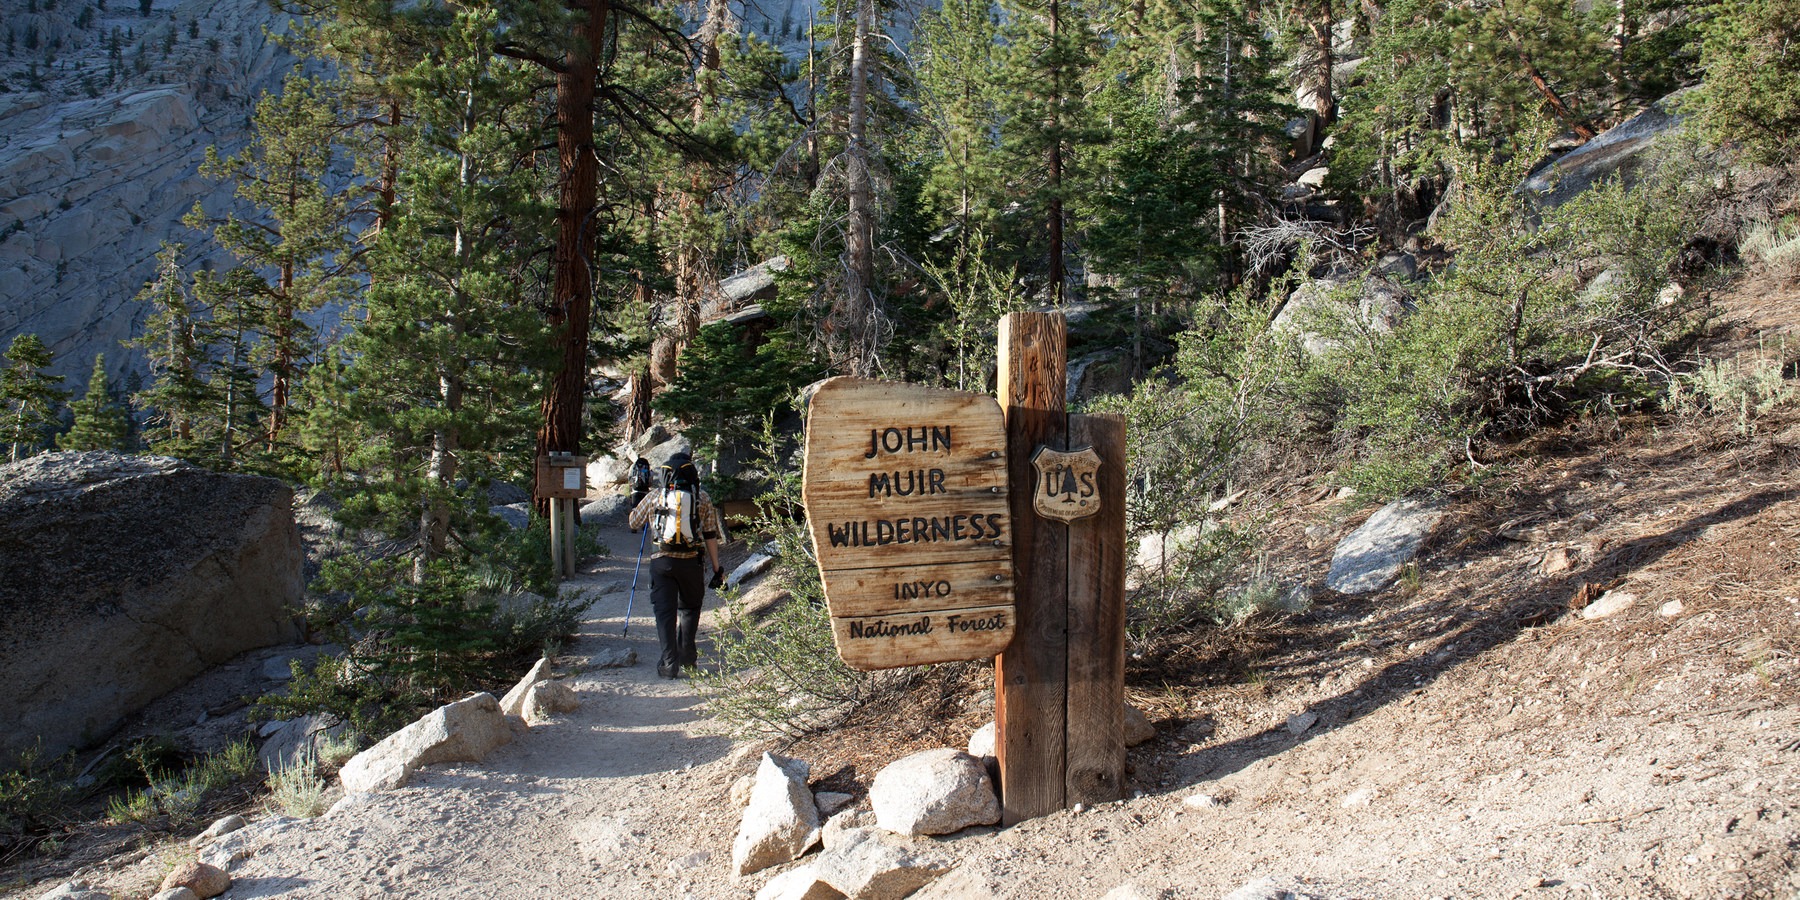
[803,376,1016,671]
[995,312,1068,825]
[1064,413,1127,806]
[818,560,1014,618]
[829,604,1015,670]
[803,377,1011,573]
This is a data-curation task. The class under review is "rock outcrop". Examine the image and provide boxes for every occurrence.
[732,753,822,876]
[0,0,296,383]
[0,451,303,761]
[337,692,513,793]
[1326,495,1446,595]
[869,749,1000,837]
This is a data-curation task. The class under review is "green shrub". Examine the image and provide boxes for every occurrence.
[1300,139,1710,496]
[263,544,585,737]
[267,748,329,818]
[693,421,883,738]
[1666,353,1795,435]
[0,746,78,860]
[103,740,259,829]
[1091,285,1290,643]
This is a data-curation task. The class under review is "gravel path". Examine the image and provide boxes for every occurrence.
[210,522,759,898]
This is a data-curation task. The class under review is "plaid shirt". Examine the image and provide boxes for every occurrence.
[628,487,722,559]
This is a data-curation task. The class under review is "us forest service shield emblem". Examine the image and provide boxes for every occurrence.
[1031,444,1103,522]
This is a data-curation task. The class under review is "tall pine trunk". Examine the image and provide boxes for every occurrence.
[1046,0,1065,304]
[844,0,876,312]
[537,0,609,498]
[650,0,730,394]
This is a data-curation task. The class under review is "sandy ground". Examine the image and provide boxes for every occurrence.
[117,468,1797,900]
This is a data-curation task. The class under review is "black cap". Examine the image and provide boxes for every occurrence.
[668,451,692,467]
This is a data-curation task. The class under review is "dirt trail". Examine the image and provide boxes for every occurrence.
[187,521,758,898]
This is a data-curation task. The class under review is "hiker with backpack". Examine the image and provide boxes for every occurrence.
[627,458,654,532]
[626,451,725,678]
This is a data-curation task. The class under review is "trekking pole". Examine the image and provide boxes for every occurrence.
[622,522,650,636]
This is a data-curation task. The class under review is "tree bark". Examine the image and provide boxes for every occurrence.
[835,0,879,374]
[1046,0,1064,305]
[536,0,609,500]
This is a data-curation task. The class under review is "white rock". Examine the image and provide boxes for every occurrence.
[1297,166,1329,188]
[150,889,199,900]
[521,679,580,724]
[590,647,637,668]
[1183,793,1218,809]
[822,809,876,850]
[338,693,513,793]
[755,865,847,900]
[732,753,822,876]
[258,714,350,771]
[1658,598,1685,617]
[1125,704,1157,746]
[728,552,777,588]
[1341,787,1377,808]
[814,828,954,900]
[1286,710,1319,735]
[499,658,553,717]
[870,748,1000,837]
[187,814,247,847]
[1580,590,1638,620]
[965,722,995,759]
[36,882,109,900]
[1327,496,1445,594]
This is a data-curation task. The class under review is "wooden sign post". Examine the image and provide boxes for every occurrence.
[996,312,1126,823]
[535,453,588,578]
[803,378,1015,670]
[797,315,1124,824]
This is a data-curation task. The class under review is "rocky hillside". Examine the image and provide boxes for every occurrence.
[0,0,293,383]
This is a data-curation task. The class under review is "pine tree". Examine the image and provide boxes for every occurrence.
[188,75,354,455]
[996,0,1102,303]
[58,354,129,452]
[0,333,67,462]
[326,8,551,580]
[130,243,211,458]
[1689,0,1800,164]
[908,0,1006,235]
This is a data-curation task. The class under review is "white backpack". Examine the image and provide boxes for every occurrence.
[656,489,701,548]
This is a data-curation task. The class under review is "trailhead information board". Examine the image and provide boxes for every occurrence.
[802,377,1016,670]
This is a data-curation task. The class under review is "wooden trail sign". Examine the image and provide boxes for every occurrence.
[535,453,588,578]
[802,377,1015,670]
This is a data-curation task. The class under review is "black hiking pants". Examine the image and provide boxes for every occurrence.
[649,554,704,673]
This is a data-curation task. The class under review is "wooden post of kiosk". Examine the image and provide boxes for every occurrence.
[995,311,1127,824]
[536,453,588,579]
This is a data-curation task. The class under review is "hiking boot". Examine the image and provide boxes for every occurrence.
[657,663,679,679]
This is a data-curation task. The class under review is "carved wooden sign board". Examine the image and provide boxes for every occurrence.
[802,377,1015,670]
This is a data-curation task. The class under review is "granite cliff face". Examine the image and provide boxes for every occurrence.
[0,0,294,383]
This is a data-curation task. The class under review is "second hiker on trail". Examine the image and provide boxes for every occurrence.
[628,451,725,679]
